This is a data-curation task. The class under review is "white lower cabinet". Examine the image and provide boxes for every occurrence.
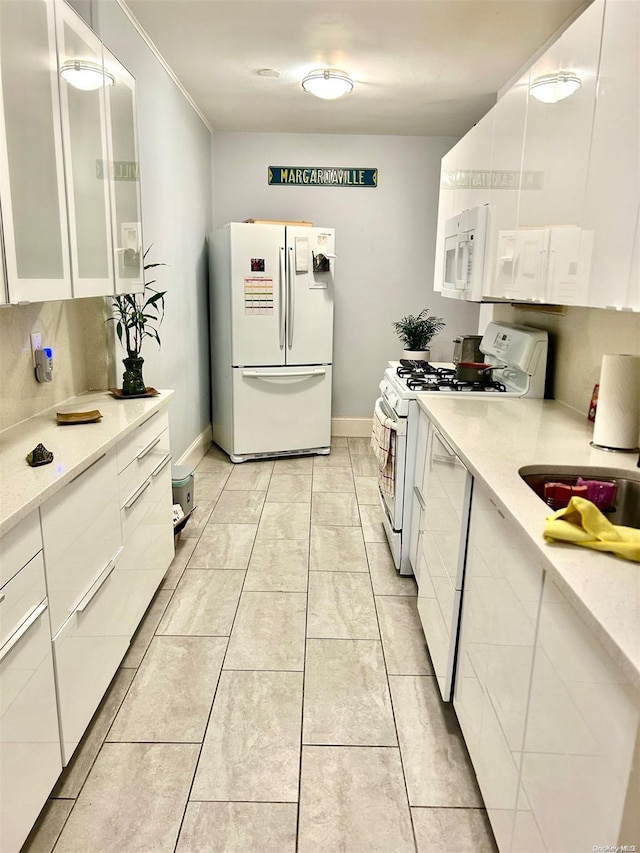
[52,562,161,763]
[408,409,430,574]
[417,425,472,700]
[515,578,639,852]
[454,483,544,852]
[117,423,174,624]
[455,481,640,852]
[0,522,61,853]
[40,450,122,637]
[0,400,174,848]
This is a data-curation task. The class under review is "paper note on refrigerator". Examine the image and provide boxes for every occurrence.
[244,277,274,314]
[295,237,309,272]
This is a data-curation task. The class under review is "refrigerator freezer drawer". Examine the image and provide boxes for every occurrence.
[231,366,331,457]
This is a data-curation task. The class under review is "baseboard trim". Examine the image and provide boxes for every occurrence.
[177,423,213,470]
[331,417,373,437]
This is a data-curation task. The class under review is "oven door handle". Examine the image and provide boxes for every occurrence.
[374,397,398,431]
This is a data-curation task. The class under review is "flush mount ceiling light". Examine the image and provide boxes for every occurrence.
[529,72,581,104]
[301,68,353,100]
[60,60,115,91]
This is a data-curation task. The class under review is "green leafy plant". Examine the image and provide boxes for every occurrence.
[392,308,445,350]
[107,249,167,358]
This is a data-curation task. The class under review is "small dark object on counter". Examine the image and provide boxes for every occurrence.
[26,443,54,467]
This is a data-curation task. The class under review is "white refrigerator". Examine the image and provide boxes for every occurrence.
[210,222,334,462]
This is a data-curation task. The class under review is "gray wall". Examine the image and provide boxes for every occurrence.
[212,132,481,418]
[96,0,213,459]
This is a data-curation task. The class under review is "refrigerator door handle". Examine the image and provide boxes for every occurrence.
[287,246,294,349]
[279,246,285,349]
[242,368,326,379]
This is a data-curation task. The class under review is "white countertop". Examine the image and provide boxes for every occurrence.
[416,396,640,688]
[0,390,174,538]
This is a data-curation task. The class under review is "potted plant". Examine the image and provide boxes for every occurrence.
[107,250,167,396]
[392,308,445,360]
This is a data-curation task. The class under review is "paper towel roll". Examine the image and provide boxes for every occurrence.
[592,354,640,450]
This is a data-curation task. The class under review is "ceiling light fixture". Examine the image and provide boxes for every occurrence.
[301,68,353,100]
[529,72,581,104]
[60,60,115,91]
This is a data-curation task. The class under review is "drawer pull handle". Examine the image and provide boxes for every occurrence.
[413,485,426,511]
[68,452,107,484]
[124,479,151,510]
[0,594,5,605]
[151,453,172,478]
[137,436,161,460]
[69,546,123,615]
[0,600,47,663]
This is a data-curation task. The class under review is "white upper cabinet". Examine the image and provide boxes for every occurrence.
[433,144,457,293]
[452,110,494,214]
[483,71,529,300]
[0,0,142,305]
[444,0,638,310]
[519,1,603,230]
[103,46,144,294]
[55,0,115,298]
[582,0,640,310]
[517,0,604,306]
[0,0,72,303]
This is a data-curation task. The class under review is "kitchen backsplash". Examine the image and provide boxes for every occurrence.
[500,304,640,415]
[0,298,110,432]
[1,296,638,433]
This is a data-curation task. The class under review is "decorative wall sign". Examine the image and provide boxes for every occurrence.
[268,166,378,187]
[441,169,544,190]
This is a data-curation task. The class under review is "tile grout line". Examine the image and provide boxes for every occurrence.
[356,439,420,853]
[167,457,235,853]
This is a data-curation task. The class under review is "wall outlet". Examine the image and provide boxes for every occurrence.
[30,332,42,366]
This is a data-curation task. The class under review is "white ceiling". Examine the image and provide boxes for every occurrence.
[122,0,588,137]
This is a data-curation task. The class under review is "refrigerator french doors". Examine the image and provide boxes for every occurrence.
[211,222,334,462]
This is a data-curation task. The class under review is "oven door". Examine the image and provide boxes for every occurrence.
[374,396,406,532]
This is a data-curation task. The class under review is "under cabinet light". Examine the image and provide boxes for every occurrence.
[60,60,115,91]
[301,69,353,100]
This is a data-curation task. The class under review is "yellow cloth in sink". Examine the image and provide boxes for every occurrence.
[544,496,640,562]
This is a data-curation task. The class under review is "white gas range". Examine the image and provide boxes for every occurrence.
[375,321,548,575]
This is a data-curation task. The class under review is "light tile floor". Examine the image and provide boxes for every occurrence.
[23,437,498,853]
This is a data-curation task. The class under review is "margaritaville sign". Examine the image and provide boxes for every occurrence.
[268,166,378,187]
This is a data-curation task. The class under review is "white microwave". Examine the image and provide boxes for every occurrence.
[442,204,489,301]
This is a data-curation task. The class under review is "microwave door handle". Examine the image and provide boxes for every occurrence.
[456,234,469,290]
[279,246,285,349]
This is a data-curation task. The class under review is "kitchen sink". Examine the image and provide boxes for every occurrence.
[519,465,640,529]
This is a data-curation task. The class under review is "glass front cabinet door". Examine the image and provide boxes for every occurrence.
[0,0,72,303]
[55,0,115,298]
[103,46,144,294]
[0,0,142,305]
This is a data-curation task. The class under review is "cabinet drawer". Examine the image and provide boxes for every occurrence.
[120,454,174,574]
[118,427,171,509]
[116,411,169,474]
[0,511,42,589]
[0,553,46,651]
[1,593,61,853]
[52,563,157,763]
[41,450,121,636]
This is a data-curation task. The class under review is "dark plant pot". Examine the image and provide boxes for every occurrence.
[122,356,146,396]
